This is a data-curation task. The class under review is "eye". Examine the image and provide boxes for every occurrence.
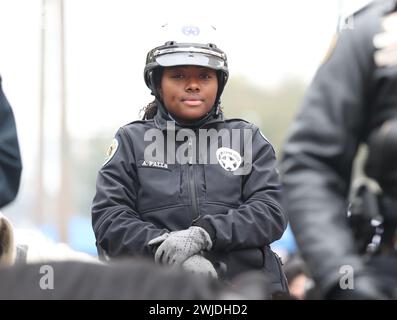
[170,73,184,79]
[200,73,213,80]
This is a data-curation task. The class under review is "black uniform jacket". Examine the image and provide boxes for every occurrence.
[92,107,288,292]
[281,0,397,294]
[0,75,22,208]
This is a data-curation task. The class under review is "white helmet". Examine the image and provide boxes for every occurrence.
[144,23,229,103]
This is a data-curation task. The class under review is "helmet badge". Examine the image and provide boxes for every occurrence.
[181,25,200,36]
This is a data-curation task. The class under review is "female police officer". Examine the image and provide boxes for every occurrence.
[91,23,288,296]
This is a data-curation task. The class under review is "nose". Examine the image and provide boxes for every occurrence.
[185,77,200,92]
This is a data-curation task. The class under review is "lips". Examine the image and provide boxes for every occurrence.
[181,96,204,106]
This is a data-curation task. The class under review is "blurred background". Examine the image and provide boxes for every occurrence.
[0,0,368,257]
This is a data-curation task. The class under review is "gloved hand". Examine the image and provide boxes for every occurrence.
[182,254,218,279]
[148,226,212,265]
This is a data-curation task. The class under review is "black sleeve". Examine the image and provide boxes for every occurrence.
[195,126,287,251]
[91,127,167,258]
[0,76,22,208]
[280,9,380,293]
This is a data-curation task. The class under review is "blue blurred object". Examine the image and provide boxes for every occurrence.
[39,216,97,256]
[68,216,98,256]
[39,223,60,242]
[271,224,297,254]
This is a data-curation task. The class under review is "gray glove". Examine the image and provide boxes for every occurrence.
[182,254,218,279]
[148,226,212,265]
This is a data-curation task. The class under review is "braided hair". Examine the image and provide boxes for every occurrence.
[141,68,163,120]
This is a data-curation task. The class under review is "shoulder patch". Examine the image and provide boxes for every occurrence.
[103,138,119,166]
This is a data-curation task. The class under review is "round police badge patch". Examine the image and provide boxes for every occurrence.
[216,147,242,172]
[103,138,119,166]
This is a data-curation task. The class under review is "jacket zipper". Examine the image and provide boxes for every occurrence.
[187,136,200,221]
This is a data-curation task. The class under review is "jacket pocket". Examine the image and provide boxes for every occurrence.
[204,164,242,205]
[136,161,181,212]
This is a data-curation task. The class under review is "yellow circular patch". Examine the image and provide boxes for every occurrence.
[103,138,119,166]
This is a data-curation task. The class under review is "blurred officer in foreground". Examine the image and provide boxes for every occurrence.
[0,75,22,208]
[0,74,22,265]
[281,0,397,299]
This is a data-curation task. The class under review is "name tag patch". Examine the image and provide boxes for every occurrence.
[140,160,169,170]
